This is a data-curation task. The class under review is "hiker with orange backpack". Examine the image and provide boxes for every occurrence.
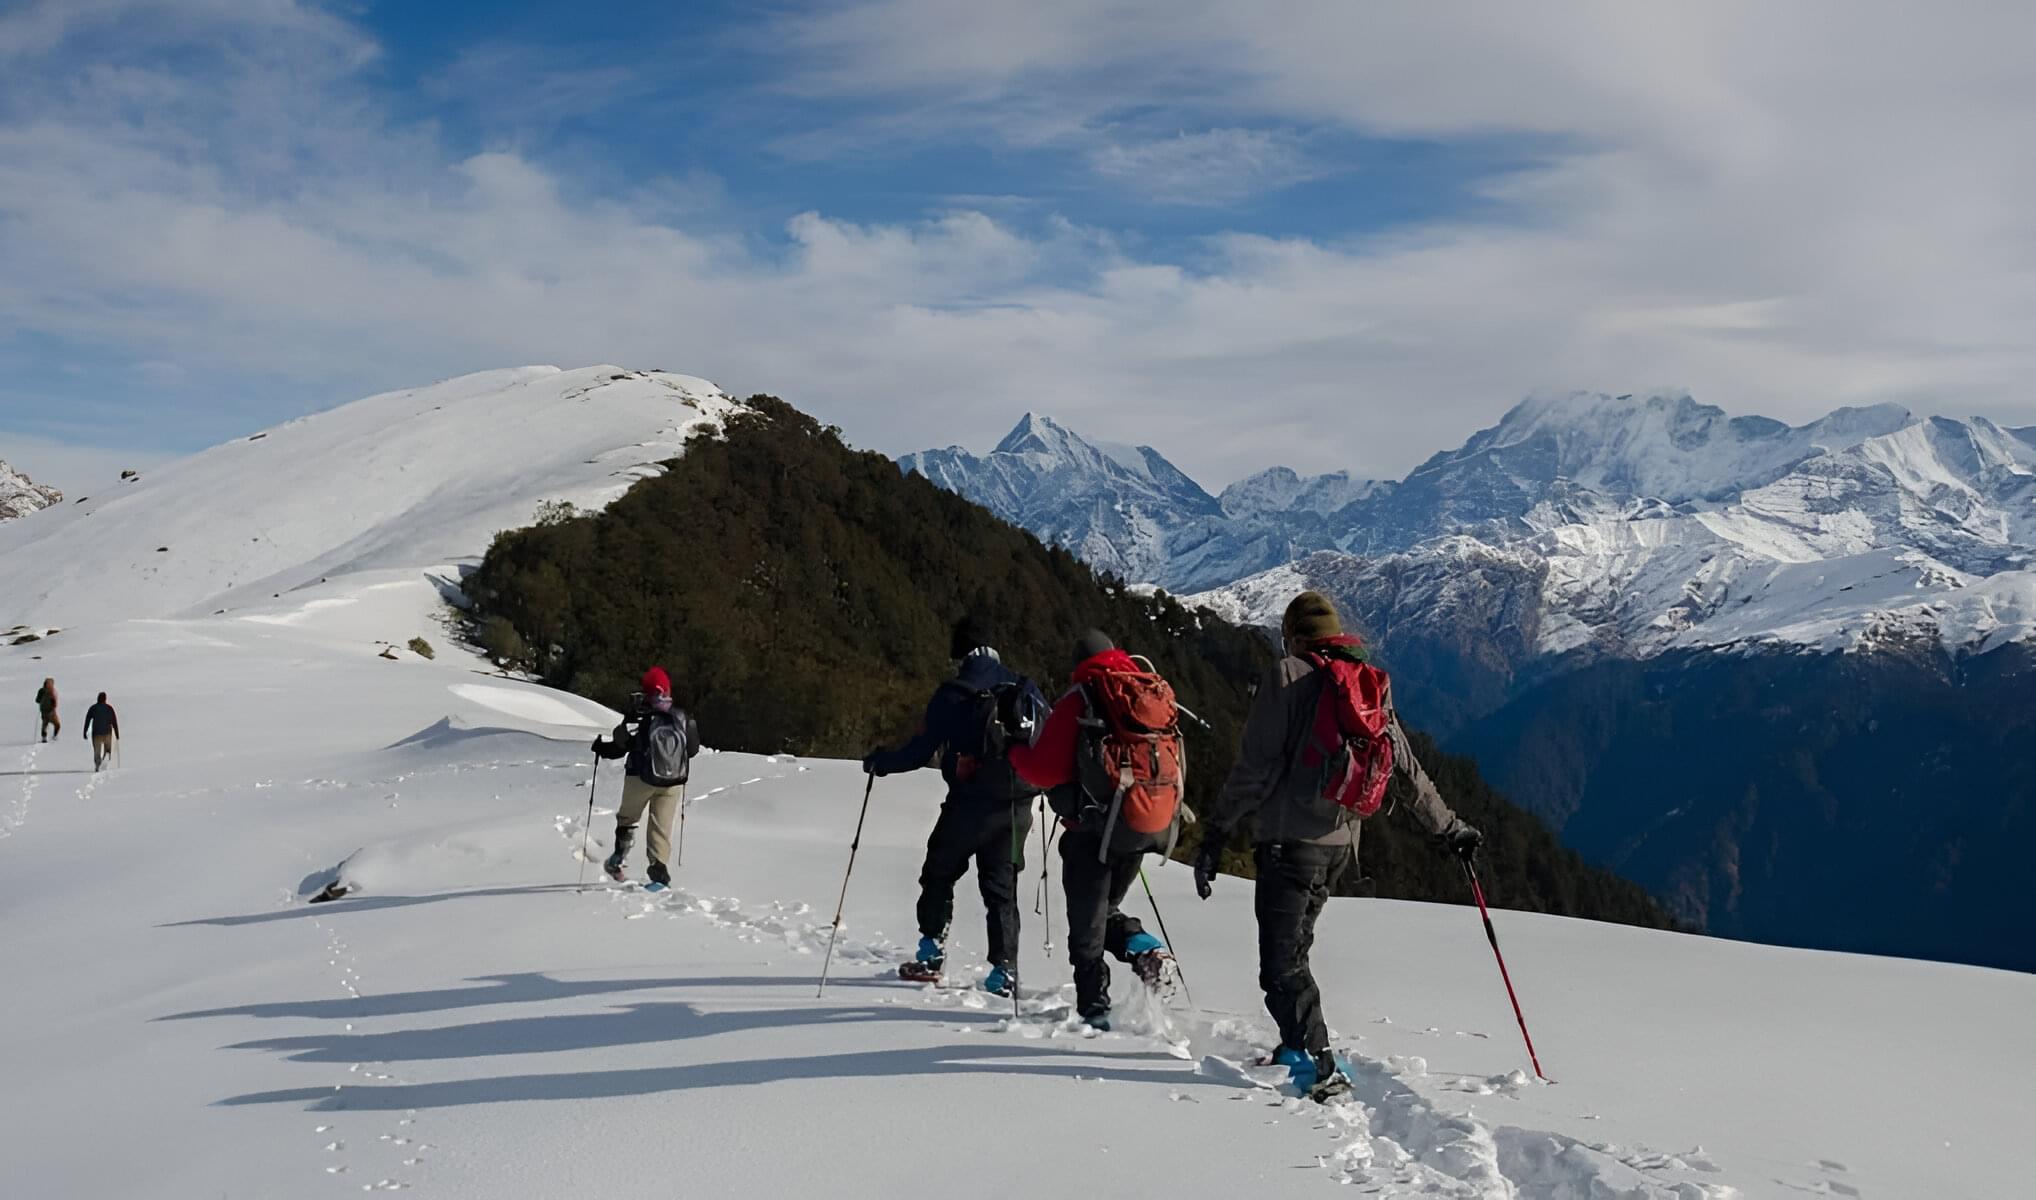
[1009,629,1184,1030]
[1195,591,1481,1102]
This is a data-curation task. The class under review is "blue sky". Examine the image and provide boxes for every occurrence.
[3,1,2035,494]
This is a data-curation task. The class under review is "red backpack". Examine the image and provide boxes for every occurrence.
[1298,635,1394,818]
[1077,658,1187,859]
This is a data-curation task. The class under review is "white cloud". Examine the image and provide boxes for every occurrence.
[2,0,2035,490]
[1087,128,1325,205]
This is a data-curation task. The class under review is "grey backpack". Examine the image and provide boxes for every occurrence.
[642,711,692,787]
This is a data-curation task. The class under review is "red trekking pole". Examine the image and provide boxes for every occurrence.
[1462,861,1547,1081]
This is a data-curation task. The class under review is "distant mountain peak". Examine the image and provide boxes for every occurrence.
[0,459,62,521]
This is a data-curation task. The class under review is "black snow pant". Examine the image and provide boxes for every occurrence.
[1059,828,1149,1018]
[1253,840,1350,1059]
[917,799,1030,969]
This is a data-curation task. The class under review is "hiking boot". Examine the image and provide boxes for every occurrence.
[1270,1045,1318,1092]
[602,850,627,882]
[646,861,671,888]
[981,964,1015,997]
[1081,1009,1112,1033]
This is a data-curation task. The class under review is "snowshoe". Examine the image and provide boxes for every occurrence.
[981,964,1015,997]
[602,849,627,883]
[899,936,946,983]
[644,881,668,894]
[1307,1071,1354,1104]
[1125,932,1178,999]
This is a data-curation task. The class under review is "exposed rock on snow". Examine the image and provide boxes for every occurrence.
[0,458,61,520]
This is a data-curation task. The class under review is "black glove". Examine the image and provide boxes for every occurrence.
[861,751,885,777]
[1193,833,1227,900]
[1442,821,1482,865]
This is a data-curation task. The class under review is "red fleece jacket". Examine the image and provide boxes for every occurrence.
[1008,649,1138,789]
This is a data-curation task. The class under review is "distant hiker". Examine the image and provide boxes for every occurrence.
[1196,591,1481,1102]
[34,677,58,742]
[83,692,119,771]
[592,667,700,892]
[1008,630,1185,1029]
[863,616,1047,995]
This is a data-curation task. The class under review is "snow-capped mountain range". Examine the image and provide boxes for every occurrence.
[0,458,61,521]
[906,394,2036,674]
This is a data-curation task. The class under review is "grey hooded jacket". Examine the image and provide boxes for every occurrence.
[1209,654,1461,848]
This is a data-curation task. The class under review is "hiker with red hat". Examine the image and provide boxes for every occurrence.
[1195,590,1481,1102]
[592,666,701,891]
[1008,629,1185,1030]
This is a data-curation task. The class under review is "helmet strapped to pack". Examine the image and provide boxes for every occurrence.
[1297,635,1394,818]
[1076,654,1186,861]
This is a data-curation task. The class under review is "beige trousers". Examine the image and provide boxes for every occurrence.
[615,775,681,868]
[92,734,114,770]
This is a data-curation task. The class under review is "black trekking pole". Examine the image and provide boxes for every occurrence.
[575,758,600,890]
[1034,799,1056,954]
[817,774,875,999]
[1137,864,1193,1008]
[1008,801,1023,1020]
[675,782,688,870]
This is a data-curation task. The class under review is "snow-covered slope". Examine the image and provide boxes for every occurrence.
[0,456,62,520]
[0,366,735,629]
[7,368,2029,1198]
[5,614,2029,1199]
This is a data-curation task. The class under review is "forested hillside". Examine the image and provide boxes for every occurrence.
[468,395,1672,927]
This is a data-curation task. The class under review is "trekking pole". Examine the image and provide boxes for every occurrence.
[1035,799,1055,954]
[675,782,687,870]
[1462,861,1548,1081]
[1009,802,1023,1020]
[1137,865,1193,1008]
[817,774,875,999]
[1173,702,1214,732]
[575,758,601,891]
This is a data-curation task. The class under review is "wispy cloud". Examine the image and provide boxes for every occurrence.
[2,0,2035,489]
[1087,127,1328,205]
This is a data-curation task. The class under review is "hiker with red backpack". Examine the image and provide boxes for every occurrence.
[1008,629,1184,1030]
[864,616,1048,995]
[1195,591,1481,1102]
[592,667,701,893]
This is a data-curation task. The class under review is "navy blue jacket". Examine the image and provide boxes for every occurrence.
[867,651,1026,804]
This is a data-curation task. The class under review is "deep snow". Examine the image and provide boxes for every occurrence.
[2,367,2029,1199]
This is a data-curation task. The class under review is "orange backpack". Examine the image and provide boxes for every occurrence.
[1076,658,1187,859]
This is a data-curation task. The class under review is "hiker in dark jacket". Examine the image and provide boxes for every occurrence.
[864,616,1039,994]
[35,677,59,742]
[1196,591,1481,1099]
[83,692,119,771]
[592,666,700,889]
[1009,629,1178,1028]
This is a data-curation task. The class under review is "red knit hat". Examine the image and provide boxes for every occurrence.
[640,666,672,697]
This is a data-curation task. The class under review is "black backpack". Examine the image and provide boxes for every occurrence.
[640,709,694,788]
[951,678,1048,799]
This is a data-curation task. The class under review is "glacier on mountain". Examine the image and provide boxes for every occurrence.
[904,392,2036,664]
